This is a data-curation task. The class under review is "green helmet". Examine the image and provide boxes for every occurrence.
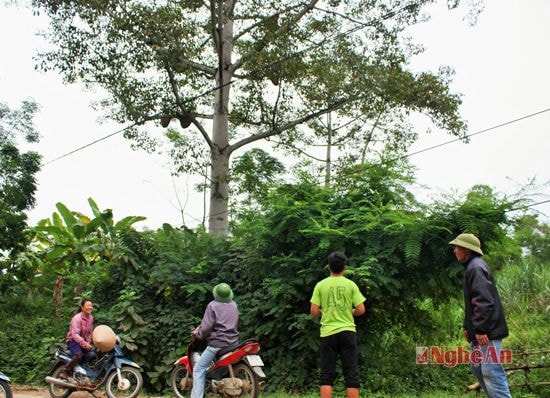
[213,283,233,303]
[449,233,483,256]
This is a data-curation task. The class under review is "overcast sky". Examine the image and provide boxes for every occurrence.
[1,0,549,230]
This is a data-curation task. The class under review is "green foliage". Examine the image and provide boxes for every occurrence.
[0,100,41,257]
[3,160,548,396]
[19,198,145,313]
[495,258,550,397]
[0,293,66,384]
[499,259,550,351]
[513,214,550,264]
[30,0,476,235]
[228,163,518,393]
[231,148,286,204]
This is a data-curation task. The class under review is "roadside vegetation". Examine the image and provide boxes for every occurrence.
[1,161,548,397]
[4,1,547,396]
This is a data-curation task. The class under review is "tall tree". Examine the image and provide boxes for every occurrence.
[0,100,41,257]
[32,0,475,236]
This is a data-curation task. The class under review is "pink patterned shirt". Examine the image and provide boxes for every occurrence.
[66,312,94,347]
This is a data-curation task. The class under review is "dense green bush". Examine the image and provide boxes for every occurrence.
[225,166,517,393]
[1,164,546,396]
[0,293,66,383]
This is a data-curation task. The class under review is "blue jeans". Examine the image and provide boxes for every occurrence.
[470,340,512,398]
[191,346,221,398]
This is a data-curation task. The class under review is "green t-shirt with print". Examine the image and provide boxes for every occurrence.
[310,276,366,337]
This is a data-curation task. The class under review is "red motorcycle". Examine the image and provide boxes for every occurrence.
[170,338,265,398]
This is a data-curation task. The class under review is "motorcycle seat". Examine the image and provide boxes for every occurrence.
[216,338,259,358]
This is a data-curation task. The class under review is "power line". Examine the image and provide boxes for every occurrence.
[42,98,550,228]
[393,107,550,162]
[183,107,550,226]
[43,1,424,166]
[44,123,137,166]
[508,199,550,213]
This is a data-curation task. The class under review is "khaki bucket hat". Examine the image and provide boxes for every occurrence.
[449,233,483,255]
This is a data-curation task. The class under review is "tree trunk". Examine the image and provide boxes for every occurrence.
[53,275,64,319]
[324,113,332,188]
[208,1,234,237]
[209,143,230,236]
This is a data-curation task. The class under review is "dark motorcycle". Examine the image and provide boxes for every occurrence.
[45,339,143,398]
[0,371,12,398]
[171,338,266,398]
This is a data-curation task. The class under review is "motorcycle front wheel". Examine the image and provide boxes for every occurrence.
[234,363,259,398]
[104,366,143,398]
[0,380,12,398]
[170,364,192,398]
[48,366,75,398]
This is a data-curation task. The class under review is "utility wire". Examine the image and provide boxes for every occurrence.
[43,106,550,168]
[508,199,550,213]
[44,123,138,166]
[182,107,550,226]
[43,2,423,166]
[42,103,550,228]
[391,107,550,163]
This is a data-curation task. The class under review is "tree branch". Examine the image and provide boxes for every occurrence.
[313,5,380,28]
[271,81,284,128]
[232,3,305,42]
[165,61,185,109]
[177,58,217,76]
[228,96,354,155]
[231,0,319,72]
[165,61,214,149]
[269,139,327,163]
[191,117,214,150]
[360,112,382,164]
[209,0,219,51]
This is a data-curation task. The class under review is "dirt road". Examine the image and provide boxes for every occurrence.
[12,385,98,398]
[12,385,162,398]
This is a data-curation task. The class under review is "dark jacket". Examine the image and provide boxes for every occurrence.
[463,255,509,341]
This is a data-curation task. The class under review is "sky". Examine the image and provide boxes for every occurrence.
[1,0,549,230]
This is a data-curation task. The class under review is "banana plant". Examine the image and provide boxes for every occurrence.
[29,198,145,317]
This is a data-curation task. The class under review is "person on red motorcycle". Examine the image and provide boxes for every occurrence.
[190,283,239,398]
[59,298,95,380]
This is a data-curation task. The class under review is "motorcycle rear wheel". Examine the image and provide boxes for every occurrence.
[233,363,259,398]
[170,364,192,398]
[0,380,12,398]
[48,366,75,398]
[105,366,143,398]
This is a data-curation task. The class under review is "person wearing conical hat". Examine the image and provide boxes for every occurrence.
[449,233,511,398]
[190,283,239,398]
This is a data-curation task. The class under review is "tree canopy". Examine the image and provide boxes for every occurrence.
[0,99,41,257]
[31,0,475,235]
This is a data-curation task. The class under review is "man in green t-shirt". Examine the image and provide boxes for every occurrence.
[310,252,366,398]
